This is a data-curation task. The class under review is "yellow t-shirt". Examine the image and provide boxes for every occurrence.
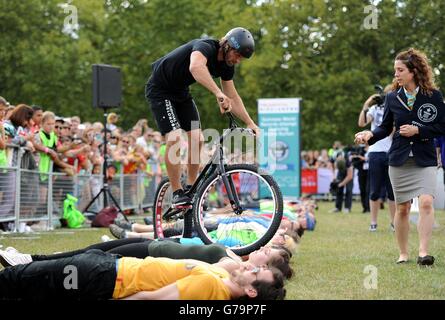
[112,257,231,300]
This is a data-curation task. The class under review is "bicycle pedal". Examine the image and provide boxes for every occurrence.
[172,204,192,210]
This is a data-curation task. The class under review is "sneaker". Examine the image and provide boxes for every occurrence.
[184,184,193,194]
[101,235,112,242]
[5,247,19,254]
[0,249,32,267]
[343,208,351,214]
[369,224,377,232]
[143,217,153,225]
[390,223,395,232]
[172,189,192,208]
[329,208,340,213]
[114,219,133,231]
[109,224,126,239]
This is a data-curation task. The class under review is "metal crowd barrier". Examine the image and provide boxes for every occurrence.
[0,145,161,232]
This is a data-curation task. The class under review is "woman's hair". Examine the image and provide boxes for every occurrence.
[391,48,437,96]
[9,104,34,127]
[296,226,305,238]
[82,127,95,143]
[41,111,55,124]
[281,233,298,254]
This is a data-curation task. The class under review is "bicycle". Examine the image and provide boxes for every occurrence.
[152,112,283,256]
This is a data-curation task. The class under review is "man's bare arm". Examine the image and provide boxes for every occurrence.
[189,51,223,97]
[220,80,255,126]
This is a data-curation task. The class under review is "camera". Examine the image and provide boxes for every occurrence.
[371,84,385,106]
[346,145,366,169]
[330,180,339,195]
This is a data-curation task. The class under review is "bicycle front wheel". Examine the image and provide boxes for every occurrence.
[193,164,283,256]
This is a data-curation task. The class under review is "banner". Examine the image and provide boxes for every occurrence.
[301,169,317,194]
[258,98,301,199]
[317,168,333,194]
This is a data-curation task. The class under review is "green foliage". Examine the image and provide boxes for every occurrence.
[1,0,445,148]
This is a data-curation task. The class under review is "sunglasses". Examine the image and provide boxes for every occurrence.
[250,266,267,281]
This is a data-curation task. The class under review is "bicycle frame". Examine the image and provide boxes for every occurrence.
[162,113,248,219]
[187,112,244,214]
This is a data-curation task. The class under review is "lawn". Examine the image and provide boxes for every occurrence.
[1,201,444,299]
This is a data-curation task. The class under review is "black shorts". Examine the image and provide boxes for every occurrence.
[145,83,201,135]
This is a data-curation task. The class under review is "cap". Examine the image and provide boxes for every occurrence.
[305,212,316,231]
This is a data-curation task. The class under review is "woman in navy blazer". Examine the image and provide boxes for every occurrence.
[355,48,445,266]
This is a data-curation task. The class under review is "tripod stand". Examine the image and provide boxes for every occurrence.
[83,109,128,222]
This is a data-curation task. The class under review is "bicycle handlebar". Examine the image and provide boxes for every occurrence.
[226,112,256,136]
[226,112,237,128]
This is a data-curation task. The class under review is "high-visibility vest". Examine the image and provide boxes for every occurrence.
[39,130,57,181]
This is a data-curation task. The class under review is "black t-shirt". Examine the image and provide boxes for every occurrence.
[149,39,235,97]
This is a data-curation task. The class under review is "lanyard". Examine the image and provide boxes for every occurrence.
[397,95,412,112]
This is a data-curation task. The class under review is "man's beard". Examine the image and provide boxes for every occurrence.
[225,58,234,67]
[223,49,234,67]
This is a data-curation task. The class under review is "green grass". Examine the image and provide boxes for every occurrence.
[1,202,445,299]
[288,202,445,299]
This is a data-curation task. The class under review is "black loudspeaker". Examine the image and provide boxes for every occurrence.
[92,64,122,108]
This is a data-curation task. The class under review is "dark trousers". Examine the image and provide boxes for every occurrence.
[335,181,353,210]
[358,170,370,211]
[0,250,117,300]
[31,238,149,261]
[368,152,394,201]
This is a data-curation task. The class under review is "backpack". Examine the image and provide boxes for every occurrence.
[91,206,118,228]
[62,194,85,229]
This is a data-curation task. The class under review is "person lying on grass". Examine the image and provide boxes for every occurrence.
[0,238,293,279]
[0,249,285,300]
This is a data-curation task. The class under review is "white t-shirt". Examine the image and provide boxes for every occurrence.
[368,105,392,153]
[136,136,147,148]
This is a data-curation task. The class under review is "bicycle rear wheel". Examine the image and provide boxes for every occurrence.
[152,177,193,238]
[193,164,283,256]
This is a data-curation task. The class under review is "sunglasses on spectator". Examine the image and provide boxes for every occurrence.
[122,140,129,144]
[55,126,62,129]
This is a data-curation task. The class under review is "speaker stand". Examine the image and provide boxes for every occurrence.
[83,108,129,222]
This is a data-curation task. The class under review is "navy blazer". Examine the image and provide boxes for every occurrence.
[368,88,445,167]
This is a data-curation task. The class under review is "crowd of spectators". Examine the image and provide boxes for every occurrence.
[0,96,261,231]
[0,96,172,230]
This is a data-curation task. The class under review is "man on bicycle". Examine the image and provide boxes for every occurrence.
[145,27,260,207]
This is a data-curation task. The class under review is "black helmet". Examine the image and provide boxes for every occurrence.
[224,27,255,59]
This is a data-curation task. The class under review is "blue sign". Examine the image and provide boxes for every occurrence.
[257,98,301,199]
